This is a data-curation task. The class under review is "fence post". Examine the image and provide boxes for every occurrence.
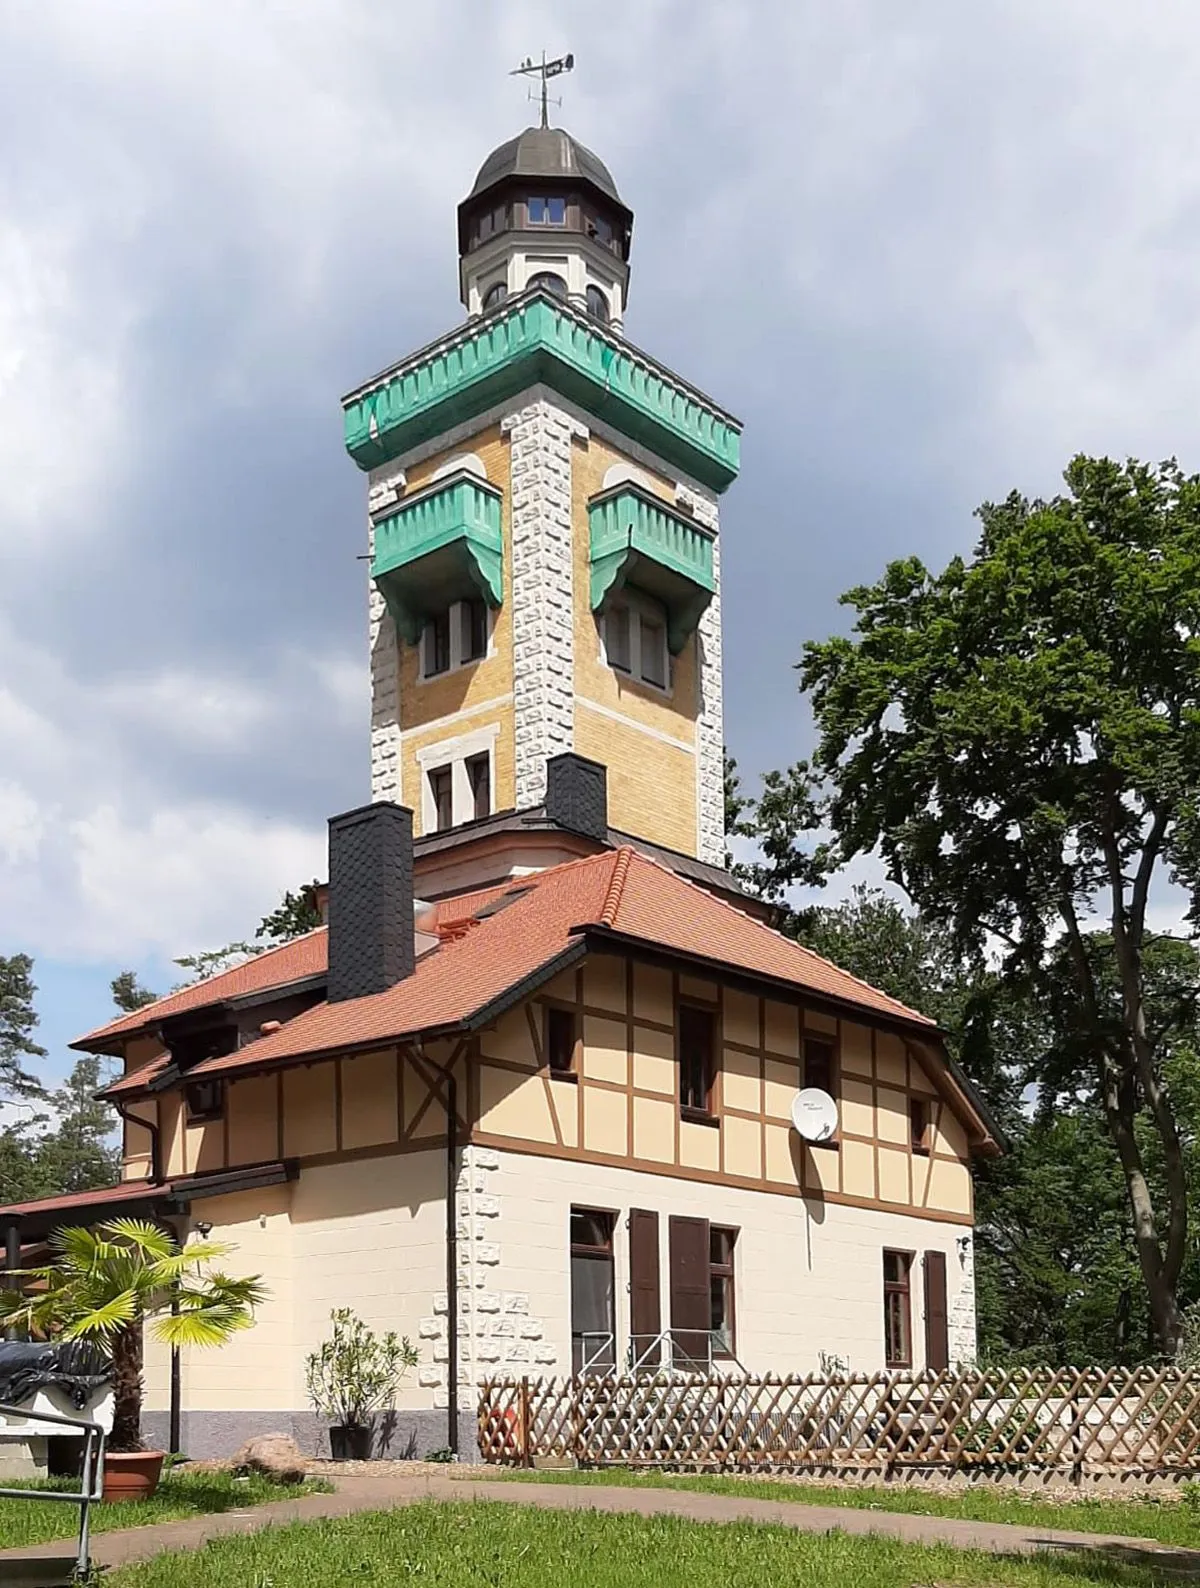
[520,1375,532,1468]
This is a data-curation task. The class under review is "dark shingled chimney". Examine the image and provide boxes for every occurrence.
[327,802,415,1003]
[544,753,608,843]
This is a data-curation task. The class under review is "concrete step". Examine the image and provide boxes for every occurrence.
[0,1553,79,1586]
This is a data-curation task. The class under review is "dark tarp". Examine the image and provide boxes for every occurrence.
[0,1341,111,1411]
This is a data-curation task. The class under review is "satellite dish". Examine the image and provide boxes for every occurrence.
[791,1088,838,1143]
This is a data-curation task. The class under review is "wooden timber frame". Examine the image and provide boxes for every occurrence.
[478,1367,1200,1477]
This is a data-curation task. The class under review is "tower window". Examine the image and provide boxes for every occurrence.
[528,196,566,226]
[482,281,508,312]
[425,609,452,676]
[586,212,614,246]
[466,752,491,822]
[476,203,508,243]
[529,271,568,300]
[585,285,610,323]
[421,600,489,679]
[462,597,488,663]
[428,765,454,832]
[602,597,671,692]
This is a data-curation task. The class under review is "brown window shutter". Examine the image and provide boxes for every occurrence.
[669,1215,710,1368]
[923,1249,949,1371]
[629,1209,661,1367]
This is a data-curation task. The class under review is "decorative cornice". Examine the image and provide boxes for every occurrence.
[343,289,742,493]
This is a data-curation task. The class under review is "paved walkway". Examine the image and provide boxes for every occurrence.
[4,1470,1199,1575]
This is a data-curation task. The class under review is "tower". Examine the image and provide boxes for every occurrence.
[342,95,741,880]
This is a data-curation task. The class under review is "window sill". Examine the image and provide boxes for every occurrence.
[680,1107,720,1129]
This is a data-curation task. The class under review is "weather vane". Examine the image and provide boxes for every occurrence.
[510,51,574,129]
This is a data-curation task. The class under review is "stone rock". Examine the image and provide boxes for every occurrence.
[232,1433,308,1484]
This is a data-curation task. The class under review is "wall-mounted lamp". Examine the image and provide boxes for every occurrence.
[956,1235,971,1258]
[194,1221,214,1239]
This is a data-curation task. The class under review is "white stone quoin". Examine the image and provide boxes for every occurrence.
[501,398,584,808]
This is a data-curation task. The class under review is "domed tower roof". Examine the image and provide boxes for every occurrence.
[466,126,625,210]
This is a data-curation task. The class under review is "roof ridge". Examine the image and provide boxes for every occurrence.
[620,849,934,1028]
[599,847,634,927]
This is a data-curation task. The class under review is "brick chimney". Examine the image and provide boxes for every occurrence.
[544,753,608,843]
[327,802,415,1003]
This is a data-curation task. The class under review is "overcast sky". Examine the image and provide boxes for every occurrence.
[3,0,1200,1082]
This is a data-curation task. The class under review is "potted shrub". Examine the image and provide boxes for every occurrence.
[0,1218,266,1501]
[306,1308,418,1460]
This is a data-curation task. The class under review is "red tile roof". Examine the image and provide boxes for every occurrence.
[73,930,329,1052]
[182,849,937,1086]
[0,1179,166,1220]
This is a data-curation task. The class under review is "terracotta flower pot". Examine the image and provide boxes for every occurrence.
[102,1449,165,1503]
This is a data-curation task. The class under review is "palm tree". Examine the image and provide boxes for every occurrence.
[0,1218,267,1451]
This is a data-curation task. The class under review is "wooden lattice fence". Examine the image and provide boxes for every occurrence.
[478,1369,1200,1476]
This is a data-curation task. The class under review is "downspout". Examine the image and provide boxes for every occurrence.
[414,1040,460,1457]
[114,1099,164,1186]
[3,1220,20,1341]
[445,1065,459,1457]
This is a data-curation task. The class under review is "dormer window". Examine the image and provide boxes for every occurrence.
[475,203,508,244]
[529,271,568,300]
[586,285,610,324]
[482,281,508,312]
[528,196,566,226]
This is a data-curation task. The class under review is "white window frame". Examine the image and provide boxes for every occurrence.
[419,598,494,682]
[600,591,673,696]
[416,723,501,833]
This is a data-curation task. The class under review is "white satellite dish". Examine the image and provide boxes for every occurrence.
[791,1088,838,1143]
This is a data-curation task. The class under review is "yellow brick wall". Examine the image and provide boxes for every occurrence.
[392,424,516,824]
[571,433,699,853]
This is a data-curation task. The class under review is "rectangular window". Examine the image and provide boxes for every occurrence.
[605,603,632,672]
[428,764,454,831]
[184,1078,224,1123]
[804,1036,834,1095]
[571,1208,615,1373]
[678,1003,715,1115]
[883,1250,913,1368]
[528,195,566,225]
[545,1005,578,1076]
[710,1226,737,1357]
[465,753,491,822]
[425,609,451,676]
[910,1097,931,1154]
[462,598,488,663]
[639,614,667,688]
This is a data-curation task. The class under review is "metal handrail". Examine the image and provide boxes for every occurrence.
[0,1401,106,1579]
[629,1329,747,1375]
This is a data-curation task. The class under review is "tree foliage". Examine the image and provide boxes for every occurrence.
[0,953,46,1103]
[800,455,1200,1354]
[0,1218,266,1451]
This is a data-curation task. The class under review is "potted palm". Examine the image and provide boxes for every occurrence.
[306,1308,418,1460]
[0,1218,266,1501]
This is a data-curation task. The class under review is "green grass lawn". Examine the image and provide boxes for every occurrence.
[106,1500,1178,1587]
[0,1466,329,1551]
[494,1466,1200,1549]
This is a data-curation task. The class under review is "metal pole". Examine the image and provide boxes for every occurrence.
[3,1221,20,1341]
[446,1068,459,1457]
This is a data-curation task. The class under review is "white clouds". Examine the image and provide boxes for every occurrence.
[2,0,1200,981]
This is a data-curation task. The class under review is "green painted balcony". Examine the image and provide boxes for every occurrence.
[343,289,742,494]
[588,483,716,654]
[371,470,503,644]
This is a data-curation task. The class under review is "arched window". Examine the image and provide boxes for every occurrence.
[482,281,508,312]
[586,285,610,324]
[528,271,568,301]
